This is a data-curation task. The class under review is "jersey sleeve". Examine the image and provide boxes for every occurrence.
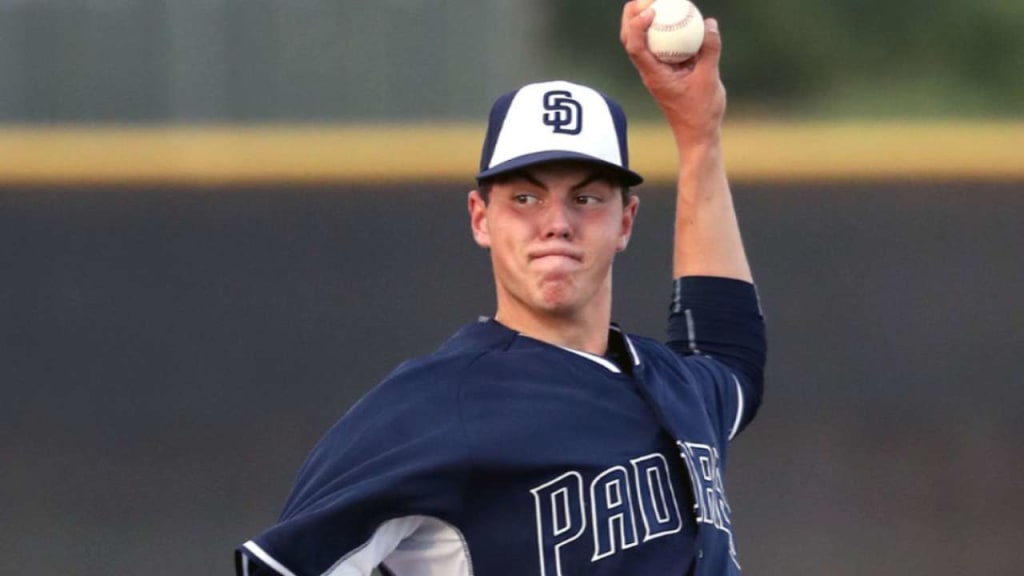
[666,276,766,442]
[235,371,471,576]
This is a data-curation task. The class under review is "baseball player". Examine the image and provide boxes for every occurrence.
[236,4,765,575]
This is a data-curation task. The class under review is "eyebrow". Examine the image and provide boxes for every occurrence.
[571,172,609,191]
[516,170,609,192]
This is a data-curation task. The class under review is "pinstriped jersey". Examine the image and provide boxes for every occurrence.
[236,276,766,576]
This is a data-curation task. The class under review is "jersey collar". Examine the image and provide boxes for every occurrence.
[472,317,641,374]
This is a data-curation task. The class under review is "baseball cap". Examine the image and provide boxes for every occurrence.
[476,80,644,186]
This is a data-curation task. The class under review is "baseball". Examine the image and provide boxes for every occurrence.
[646,0,705,64]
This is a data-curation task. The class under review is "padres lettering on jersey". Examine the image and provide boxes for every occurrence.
[678,441,739,567]
[530,445,738,576]
[531,454,681,576]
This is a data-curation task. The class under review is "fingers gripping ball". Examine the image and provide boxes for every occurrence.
[646,0,705,63]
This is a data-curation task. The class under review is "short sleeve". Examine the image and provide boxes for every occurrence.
[666,276,766,441]
[235,373,470,576]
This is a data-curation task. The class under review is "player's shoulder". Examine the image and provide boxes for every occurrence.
[622,327,726,382]
[352,318,518,407]
[387,317,516,379]
[311,321,511,456]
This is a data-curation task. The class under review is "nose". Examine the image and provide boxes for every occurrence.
[542,200,573,240]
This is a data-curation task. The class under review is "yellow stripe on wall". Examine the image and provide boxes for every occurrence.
[0,121,1021,186]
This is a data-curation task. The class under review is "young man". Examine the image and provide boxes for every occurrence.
[236,3,765,575]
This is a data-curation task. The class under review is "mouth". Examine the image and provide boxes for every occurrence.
[529,249,583,263]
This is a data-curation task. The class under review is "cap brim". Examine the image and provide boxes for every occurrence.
[476,151,644,187]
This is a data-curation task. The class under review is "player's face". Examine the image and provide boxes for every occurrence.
[468,162,639,323]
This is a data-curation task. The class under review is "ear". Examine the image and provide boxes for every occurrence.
[468,190,491,249]
[616,195,640,252]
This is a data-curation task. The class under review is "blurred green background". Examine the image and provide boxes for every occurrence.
[552,0,1024,119]
[1,0,1021,122]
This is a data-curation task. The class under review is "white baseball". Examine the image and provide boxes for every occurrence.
[646,0,705,64]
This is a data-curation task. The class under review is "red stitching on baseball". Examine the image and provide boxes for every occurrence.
[650,4,695,32]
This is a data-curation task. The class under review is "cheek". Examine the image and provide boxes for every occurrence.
[487,224,526,268]
[490,214,533,248]
[586,214,629,250]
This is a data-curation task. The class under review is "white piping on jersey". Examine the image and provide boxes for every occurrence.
[678,310,746,441]
[242,541,298,576]
[480,316,641,373]
[553,327,641,374]
[323,516,473,576]
[625,336,640,367]
[239,553,250,576]
[684,309,701,355]
[609,325,641,367]
[554,345,623,374]
[728,374,745,441]
[546,322,745,441]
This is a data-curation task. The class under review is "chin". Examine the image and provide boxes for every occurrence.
[533,286,583,316]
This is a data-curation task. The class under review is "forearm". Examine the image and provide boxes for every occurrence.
[673,138,752,282]
[618,2,752,283]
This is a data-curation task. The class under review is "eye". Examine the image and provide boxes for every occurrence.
[574,194,603,206]
[513,194,539,205]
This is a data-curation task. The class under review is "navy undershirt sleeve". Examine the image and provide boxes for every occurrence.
[666,276,767,438]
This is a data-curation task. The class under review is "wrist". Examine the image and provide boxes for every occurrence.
[669,122,721,151]
[677,136,723,168]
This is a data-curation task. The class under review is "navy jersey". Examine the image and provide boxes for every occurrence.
[236,276,765,576]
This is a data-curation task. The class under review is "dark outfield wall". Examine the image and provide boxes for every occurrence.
[2,182,1022,575]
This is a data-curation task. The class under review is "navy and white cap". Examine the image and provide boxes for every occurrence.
[477,80,644,186]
